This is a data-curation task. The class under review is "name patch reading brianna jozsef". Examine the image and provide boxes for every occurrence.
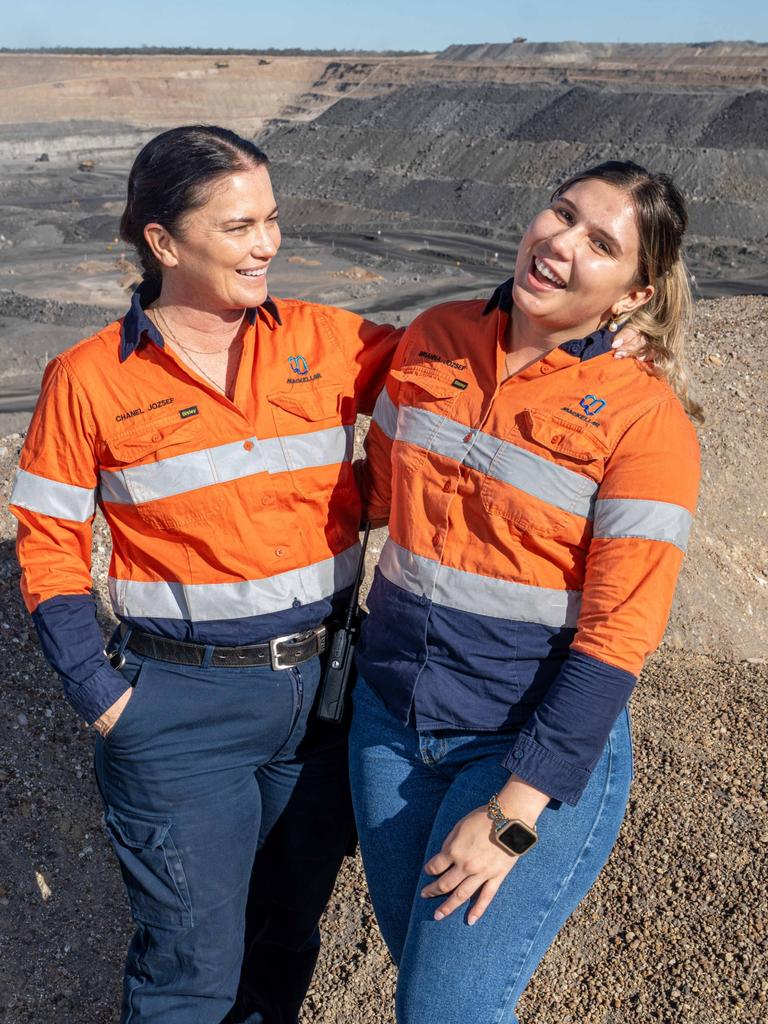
[179,405,199,419]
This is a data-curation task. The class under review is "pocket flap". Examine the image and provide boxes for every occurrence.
[267,383,341,422]
[391,366,458,401]
[521,409,608,461]
[106,414,193,462]
[106,808,171,850]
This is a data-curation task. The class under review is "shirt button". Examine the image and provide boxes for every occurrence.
[261,496,272,505]
[419,594,428,606]
[540,364,552,374]
[511,749,523,759]
[432,534,441,548]
[552,435,565,445]
[243,440,254,451]
[463,432,474,444]
[275,547,286,557]
[151,433,161,442]
[443,480,453,492]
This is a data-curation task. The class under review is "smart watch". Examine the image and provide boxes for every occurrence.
[487,793,538,856]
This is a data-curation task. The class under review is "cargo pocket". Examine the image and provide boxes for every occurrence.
[481,408,604,538]
[101,412,224,529]
[104,808,194,928]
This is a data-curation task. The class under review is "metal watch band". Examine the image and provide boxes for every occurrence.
[487,793,509,831]
[487,793,538,835]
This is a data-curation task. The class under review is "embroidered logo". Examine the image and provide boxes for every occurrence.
[288,355,309,375]
[579,394,606,417]
[179,405,199,419]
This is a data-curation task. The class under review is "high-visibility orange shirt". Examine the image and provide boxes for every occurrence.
[357,279,700,804]
[11,284,401,723]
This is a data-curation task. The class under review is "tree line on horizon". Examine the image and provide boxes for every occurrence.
[0,46,431,57]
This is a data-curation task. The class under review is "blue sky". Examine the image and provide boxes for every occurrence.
[5,1,767,50]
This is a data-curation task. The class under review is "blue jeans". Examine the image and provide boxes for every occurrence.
[348,676,633,1024]
[94,647,354,1024]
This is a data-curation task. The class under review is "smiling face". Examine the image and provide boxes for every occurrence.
[511,178,653,344]
[144,164,281,312]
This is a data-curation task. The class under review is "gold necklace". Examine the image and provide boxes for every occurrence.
[153,305,246,354]
[149,307,244,395]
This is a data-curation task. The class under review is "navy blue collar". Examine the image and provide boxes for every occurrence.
[482,277,613,362]
[119,279,283,362]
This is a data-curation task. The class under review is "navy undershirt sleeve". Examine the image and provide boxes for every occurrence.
[32,594,128,724]
[502,650,637,805]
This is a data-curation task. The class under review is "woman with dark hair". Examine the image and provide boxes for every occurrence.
[10,124,402,1023]
[350,161,701,1023]
[10,125,645,1022]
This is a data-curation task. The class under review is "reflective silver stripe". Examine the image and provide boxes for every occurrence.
[594,498,693,552]
[108,544,360,621]
[379,540,582,628]
[396,404,446,450]
[395,405,597,519]
[271,424,354,477]
[100,425,354,506]
[371,386,399,440]
[10,468,96,522]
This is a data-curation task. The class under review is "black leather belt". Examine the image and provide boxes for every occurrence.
[115,624,328,671]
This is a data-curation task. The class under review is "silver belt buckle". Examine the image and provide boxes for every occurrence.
[269,627,325,670]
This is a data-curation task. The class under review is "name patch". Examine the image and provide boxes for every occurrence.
[419,350,466,372]
[179,405,199,419]
[115,396,174,422]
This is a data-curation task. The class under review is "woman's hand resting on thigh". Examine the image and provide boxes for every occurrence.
[421,775,551,926]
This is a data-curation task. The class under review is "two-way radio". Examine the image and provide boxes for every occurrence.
[316,523,371,723]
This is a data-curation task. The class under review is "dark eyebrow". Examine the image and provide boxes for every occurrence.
[221,206,279,225]
[555,195,623,255]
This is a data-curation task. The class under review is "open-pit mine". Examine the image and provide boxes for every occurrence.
[0,43,766,1024]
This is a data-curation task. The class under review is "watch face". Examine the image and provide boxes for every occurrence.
[497,821,537,855]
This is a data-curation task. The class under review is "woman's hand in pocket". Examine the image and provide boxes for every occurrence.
[93,688,133,737]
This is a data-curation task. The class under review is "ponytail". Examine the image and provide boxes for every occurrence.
[625,259,704,422]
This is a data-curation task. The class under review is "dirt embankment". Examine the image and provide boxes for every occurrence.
[438,41,768,86]
[264,79,768,269]
[0,293,766,1024]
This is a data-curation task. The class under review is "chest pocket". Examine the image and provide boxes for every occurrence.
[391,364,460,466]
[480,409,606,539]
[266,382,353,496]
[101,413,224,529]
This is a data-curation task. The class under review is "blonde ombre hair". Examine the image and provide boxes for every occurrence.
[553,161,704,422]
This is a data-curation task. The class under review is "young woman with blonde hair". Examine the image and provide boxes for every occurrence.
[351,161,701,1023]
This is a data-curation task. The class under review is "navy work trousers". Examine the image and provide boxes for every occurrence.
[94,646,354,1024]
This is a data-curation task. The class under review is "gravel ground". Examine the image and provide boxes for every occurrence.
[0,295,766,1023]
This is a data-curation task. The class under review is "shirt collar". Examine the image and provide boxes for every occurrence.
[119,279,283,362]
[482,276,613,363]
